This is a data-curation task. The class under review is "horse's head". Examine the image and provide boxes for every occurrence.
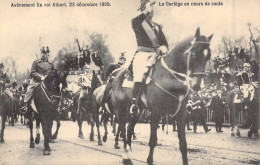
[43,69,69,105]
[189,28,213,90]
[44,69,62,95]
[175,28,213,91]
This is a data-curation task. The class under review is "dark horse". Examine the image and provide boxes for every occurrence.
[77,72,104,145]
[27,69,65,155]
[111,28,213,164]
[0,83,20,143]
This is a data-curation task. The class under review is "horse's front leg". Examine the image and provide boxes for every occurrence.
[147,114,161,164]
[41,118,51,155]
[177,111,188,165]
[102,114,108,142]
[77,111,84,139]
[112,117,117,136]
[20,113,23,124]
[95,113,103,145]
[49,120,54,143]
[126,114,138,149]
[52,119,61,140]
[11,114,15,126]
[122,114,138,163]
[28,114,35,148]
[35,118,41,144]
[89,114,95,141]
[0,116,7,143]
[114,124,121,149]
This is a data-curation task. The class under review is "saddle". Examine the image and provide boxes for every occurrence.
[122,63,155,89]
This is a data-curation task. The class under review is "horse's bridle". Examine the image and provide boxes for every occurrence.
[161,38,210,89]
[41,82,61,104]
[154,38,210,118]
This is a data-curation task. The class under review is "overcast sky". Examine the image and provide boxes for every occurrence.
[0,0,259,73]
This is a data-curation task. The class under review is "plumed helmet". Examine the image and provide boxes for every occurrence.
[119,52,126,63]
[138,0,156,11]
[46,46,50,53]
[41,47,47,55]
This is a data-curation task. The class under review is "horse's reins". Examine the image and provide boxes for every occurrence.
[154,39,210,119]
[41,82,61,103]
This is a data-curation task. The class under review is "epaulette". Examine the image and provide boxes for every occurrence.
[34,59,42,63]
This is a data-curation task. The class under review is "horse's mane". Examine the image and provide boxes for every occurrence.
[168,36,193,56]
[164,36,194,72]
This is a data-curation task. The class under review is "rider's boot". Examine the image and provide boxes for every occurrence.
[130,82,143,114]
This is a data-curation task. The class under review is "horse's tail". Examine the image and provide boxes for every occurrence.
[112,68,130,97]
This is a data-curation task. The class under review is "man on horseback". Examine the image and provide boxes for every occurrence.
[100,53,127,112]
[24,46,54,112]
[130,0,168,111]
[77,64,93,113]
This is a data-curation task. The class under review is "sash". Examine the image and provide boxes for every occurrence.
[142,20,160,48]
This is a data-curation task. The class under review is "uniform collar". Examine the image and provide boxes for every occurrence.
[41,57,49,62]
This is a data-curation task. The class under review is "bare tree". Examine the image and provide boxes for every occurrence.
[2,56,18,82]
[218,35,248,57]
[248,23,259,62]
[88,33,114,73]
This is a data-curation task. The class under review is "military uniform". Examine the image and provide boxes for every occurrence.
[24,59,54,103]
[131,13,168,82]
[192,94,211,133]
[129,0,168,110]
[78,72,92,97]
[77,69,93,121]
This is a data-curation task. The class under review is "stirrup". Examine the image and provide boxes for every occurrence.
[129,103,139,114]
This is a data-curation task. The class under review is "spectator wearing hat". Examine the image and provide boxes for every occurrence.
[210,90,225,132]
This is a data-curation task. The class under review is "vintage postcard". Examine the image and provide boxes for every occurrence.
[0,0,259,164]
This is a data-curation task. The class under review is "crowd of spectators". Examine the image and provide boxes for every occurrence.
[64,49,99,71]
[186,48,259,134]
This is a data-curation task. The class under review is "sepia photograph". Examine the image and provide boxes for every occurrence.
[0,0,259,164]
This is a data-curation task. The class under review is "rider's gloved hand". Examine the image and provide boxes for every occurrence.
[41,75,46,81]
[158,45,168,55]
[143,1,153,15]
